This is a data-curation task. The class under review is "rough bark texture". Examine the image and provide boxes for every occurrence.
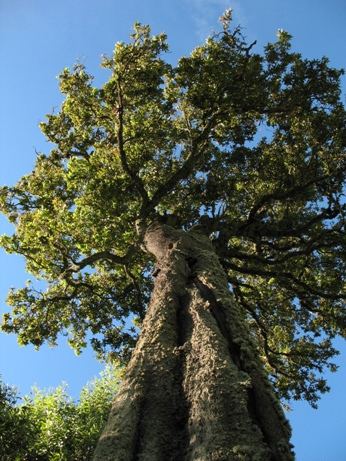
[93,223,294,461]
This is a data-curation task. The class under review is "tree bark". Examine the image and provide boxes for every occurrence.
[93,223,294,461]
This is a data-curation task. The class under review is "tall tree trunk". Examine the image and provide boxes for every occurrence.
[93,223,294,461]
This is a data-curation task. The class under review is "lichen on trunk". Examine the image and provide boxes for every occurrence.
[93,223,294,461]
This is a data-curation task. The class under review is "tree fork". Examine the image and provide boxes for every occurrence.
[94,223,294,460]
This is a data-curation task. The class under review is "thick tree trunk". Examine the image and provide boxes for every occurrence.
[94,223,294,461]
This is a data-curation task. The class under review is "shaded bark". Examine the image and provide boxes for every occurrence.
[94,223,294,461]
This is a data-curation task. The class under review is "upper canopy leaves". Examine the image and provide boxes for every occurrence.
[1,18,346,405]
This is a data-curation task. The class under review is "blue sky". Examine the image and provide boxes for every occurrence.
[0,1,345,459]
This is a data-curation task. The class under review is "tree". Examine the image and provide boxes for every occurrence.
[0,378,30,459]
[0,366,119,460]
[1,11,346,460]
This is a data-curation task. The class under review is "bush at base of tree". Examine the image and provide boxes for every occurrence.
[0,366,119,461]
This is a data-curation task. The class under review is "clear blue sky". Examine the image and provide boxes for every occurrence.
[1,1,345,459]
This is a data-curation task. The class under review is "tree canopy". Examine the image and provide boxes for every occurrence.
[1,13,346,407]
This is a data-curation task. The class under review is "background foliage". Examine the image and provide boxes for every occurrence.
[0,366,119,461]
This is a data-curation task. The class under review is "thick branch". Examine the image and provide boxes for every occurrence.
[216,206,341,244]
[66,247,135,274]
[238,174,330,234]
[223,236,342,266]
[224,259,346,300]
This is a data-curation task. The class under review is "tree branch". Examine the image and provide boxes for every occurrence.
[146,111,223,214]
[116,79,150,206]
[238,174,330,234]
[224,259,346,300]
[65,247,135,275]
[233,283,295,380]
[223,236,341,266]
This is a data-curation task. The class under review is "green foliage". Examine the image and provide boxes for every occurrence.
[0,366,119,461]
[0,379,30,459]
[1,17,346,406]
